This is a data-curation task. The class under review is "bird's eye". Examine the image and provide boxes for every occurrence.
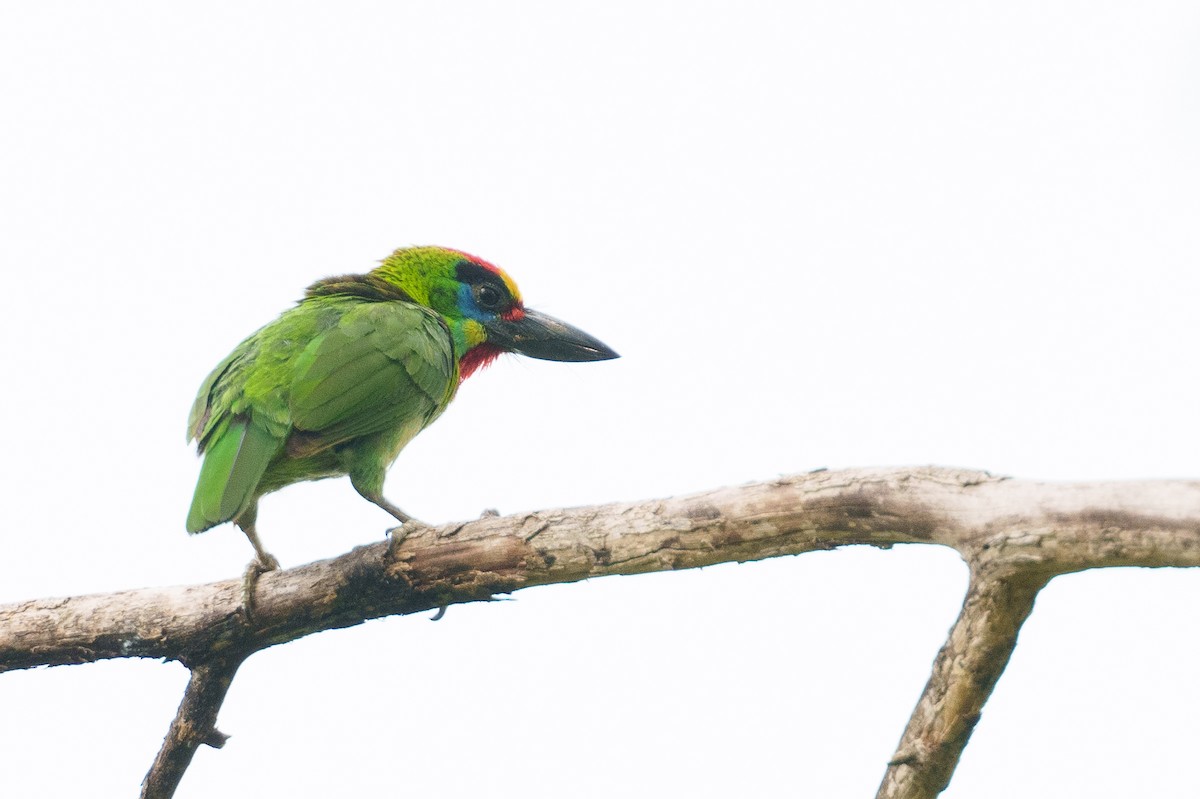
[475,283,503,311]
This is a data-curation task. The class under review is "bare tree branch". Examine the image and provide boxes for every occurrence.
[141,655,243,799]
[876,564,1047,799]
[2,466,1199,798]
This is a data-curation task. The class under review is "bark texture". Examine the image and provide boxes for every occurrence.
[2,467,1198,798]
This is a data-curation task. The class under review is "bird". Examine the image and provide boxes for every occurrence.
[186,245,618,579]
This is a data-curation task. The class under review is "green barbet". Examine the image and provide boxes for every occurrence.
[187,245,618,570]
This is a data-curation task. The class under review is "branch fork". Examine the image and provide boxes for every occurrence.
[2,467,1197,798]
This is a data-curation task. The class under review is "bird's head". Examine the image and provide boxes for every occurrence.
[373,246,619,380]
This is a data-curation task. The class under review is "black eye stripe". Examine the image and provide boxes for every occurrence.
[456,260,513,310]
[456,261,506,288]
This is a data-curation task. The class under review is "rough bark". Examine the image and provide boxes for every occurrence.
[877,564,1047,798]
[140,656,242,799]
[2,467,1198,798]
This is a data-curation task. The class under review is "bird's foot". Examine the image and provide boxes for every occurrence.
[241,554,279,620]
[386,518,431,558]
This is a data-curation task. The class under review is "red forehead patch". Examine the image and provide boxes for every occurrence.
[447,248,501,275]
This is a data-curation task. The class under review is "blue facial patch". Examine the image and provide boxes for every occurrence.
[457,282,492,322]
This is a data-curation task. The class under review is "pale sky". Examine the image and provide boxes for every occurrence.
[2,3,1199,797]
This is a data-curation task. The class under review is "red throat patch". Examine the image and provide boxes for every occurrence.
[459,344,504,382]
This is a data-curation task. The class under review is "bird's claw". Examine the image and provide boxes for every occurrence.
[240,555,278,621]
[386,518,431,557]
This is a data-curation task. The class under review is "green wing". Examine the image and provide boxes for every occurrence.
[186,333,289,534]
[186,348,240,444]
[185,299,456,534]
[287,302,457,455]
[185,313,308,534]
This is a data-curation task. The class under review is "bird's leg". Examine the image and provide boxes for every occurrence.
[355,484,429,534]
[241,523,280,572]
[236,517,279,618]
[350,475,431,553]
[371,495,436,559]
[370,494,418,526]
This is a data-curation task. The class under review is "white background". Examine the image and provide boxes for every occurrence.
[2,2,1199,797]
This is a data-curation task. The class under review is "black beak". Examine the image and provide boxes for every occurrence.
[486,308,619,362]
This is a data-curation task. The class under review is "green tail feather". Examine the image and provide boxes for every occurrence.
[186,418,281,533]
